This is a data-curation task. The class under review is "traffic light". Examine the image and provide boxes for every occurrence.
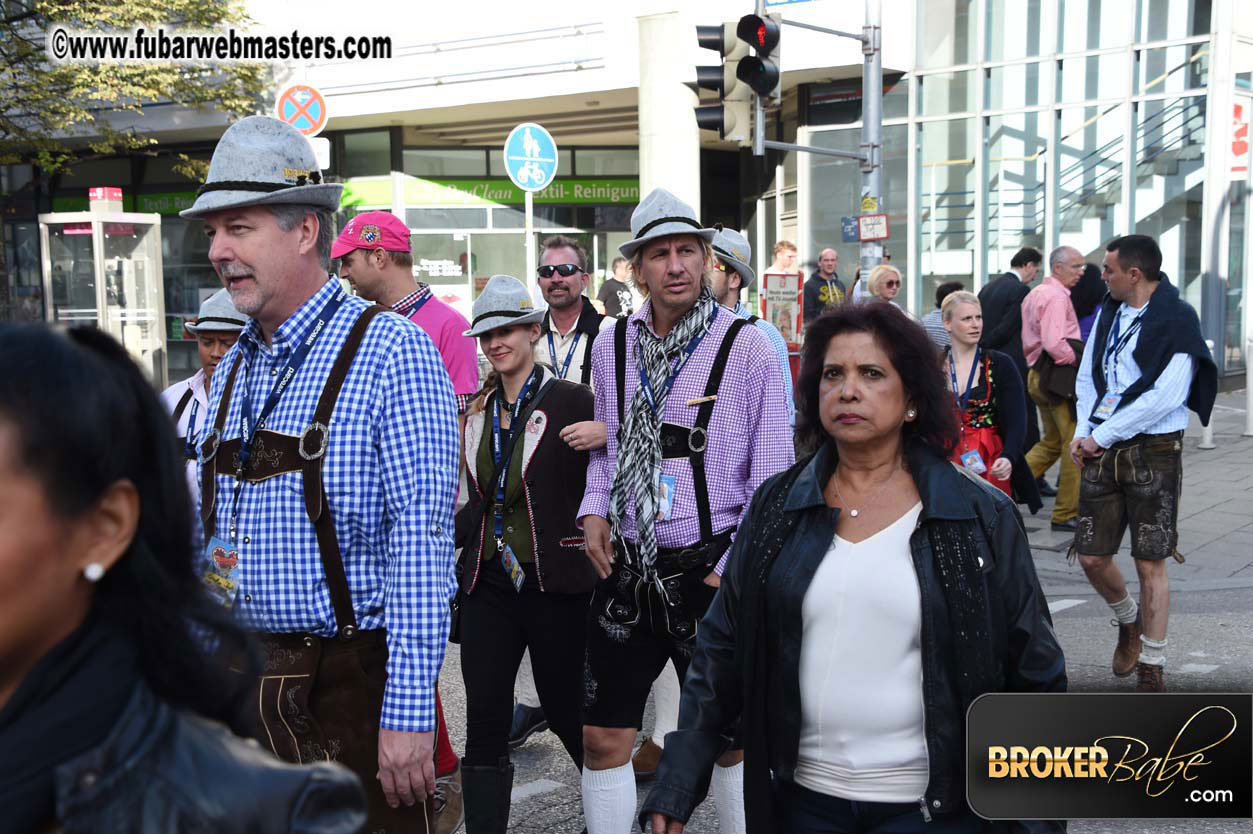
[736,13,782,106]
[694,21,751,144]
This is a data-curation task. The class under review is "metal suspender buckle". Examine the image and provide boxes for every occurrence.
[299,421,330,460]
[339,624,357,639]
[199,428,222,464]
[688,425,708,454]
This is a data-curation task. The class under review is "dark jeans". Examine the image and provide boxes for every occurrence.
[777,780,983,834]
[460,564,589,768]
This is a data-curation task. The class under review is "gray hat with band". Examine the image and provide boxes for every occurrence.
[712,225,755,290]
[618,188,717,259]
[184,288,247,334]
[180,116,342,219]
[464,275,546,337]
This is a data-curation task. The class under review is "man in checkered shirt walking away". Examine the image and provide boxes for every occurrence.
[578,188,794,834]
[185,116,459,832]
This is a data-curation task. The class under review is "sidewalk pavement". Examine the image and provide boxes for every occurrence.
[1025,390,1253,596]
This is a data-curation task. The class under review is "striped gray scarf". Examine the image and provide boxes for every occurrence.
[609,287,718,578]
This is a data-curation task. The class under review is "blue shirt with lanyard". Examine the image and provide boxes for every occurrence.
[490,367,542,590]
[637,304,719,417]
[227,288,345,541]
[1103,305,1147,389]
[547,329,582,381]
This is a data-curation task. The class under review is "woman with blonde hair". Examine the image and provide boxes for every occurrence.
[454,274,598,834]
[941,290,1041,512]
[866,264,908,313]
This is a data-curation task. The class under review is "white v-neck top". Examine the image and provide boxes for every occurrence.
[793,502,929,802]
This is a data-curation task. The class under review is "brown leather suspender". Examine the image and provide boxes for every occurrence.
[198,305,386,638]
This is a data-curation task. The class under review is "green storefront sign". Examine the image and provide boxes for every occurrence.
[49,175,637,217]
[342,176,640,208]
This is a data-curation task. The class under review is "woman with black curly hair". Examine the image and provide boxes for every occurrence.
[0,324,365,834]
[642,302,1067,834]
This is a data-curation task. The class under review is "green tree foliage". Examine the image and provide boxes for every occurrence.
[0,0,268,178]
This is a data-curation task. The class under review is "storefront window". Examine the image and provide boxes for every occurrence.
[917,0,976,67]
[920,70,976,116]
[1137,0,1210,43]
[1057,104,1126,247]
[58,157,132,187]
[162,217,220,384]
[1137,42,1209,96]
[342,131,391,178]
[2,222,44,322]
[987,112,1048,269]
[574,149,638,175]
[1226,180,1247,371]
[1058,0,1133,53]
[805,75,909,125]
[405,207,488,229]
[403,149,487,177]
[1058,52,1129,103]
[985,0,1044,62]
[808,124,909,298]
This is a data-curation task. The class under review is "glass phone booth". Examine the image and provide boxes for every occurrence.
[38,212,167,387]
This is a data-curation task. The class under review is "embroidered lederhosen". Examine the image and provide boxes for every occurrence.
[200,305,432,834]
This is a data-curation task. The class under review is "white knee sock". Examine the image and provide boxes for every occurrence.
[515,648,541,709]
[1109,592,1139,625]
[1141,636,1168,667]
[712,762,746,834]
[650,661,681,747]
[582,762,637,834]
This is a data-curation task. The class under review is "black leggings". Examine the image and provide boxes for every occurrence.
[459,566,589,769]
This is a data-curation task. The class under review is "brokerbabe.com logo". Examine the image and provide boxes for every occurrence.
[967,694,1252,819]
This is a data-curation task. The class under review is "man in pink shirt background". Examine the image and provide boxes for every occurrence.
[1021,245,1084,531]
[333,209,477,832]
[334,211,480,412]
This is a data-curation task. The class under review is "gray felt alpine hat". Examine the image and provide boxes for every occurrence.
[180,116,342,218]
[618,188,717,259]
[184,288,247,334]
[711,225,756,290]
[464,275,546,337]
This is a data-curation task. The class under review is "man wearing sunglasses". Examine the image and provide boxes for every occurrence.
[535,235,615,390]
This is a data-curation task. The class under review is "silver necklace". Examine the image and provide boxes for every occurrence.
[831,463,899,518]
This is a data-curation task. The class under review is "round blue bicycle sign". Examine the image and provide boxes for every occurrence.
[503,123,558,192]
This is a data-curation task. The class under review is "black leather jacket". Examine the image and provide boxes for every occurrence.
[641,443,1067,831]
[54,683,366,833]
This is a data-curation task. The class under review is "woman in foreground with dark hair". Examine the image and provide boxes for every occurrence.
[0,324,365,834]
[641,302,1066,834]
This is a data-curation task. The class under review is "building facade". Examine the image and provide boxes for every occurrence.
[2,0,1249,384]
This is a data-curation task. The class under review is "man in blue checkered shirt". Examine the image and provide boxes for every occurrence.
[184,116,459,829]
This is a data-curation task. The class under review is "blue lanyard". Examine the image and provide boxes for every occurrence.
[490,367,541,546]
[948,347,981,412]
[225,290,344,541]
[400,290,432,318]
[183,398,200,460]
[547,329,582,380]
[1103,307,1145,388]
[637,305,718,417]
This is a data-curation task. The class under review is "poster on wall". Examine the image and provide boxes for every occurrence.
[761,271,803,349]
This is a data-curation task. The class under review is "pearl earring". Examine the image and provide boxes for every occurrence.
[906,408,917,420]
[84,563,105,582]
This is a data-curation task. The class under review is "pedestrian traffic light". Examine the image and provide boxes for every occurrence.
[736,13,782,106]
[694,21,751,145]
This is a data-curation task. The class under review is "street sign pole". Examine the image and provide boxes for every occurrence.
[859,0,883,284]
[524,190,536,297]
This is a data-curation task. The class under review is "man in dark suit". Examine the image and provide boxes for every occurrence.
[979,246,1054,495]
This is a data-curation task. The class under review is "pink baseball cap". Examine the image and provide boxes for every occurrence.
[331,211,411,259]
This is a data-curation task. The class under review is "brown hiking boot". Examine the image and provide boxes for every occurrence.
[632,738,663,781]
[1112,617,1142,677]
[434,764,463,834]
[1135,662,1166,692]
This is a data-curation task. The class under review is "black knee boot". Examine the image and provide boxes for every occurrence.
[462,757,513,834]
